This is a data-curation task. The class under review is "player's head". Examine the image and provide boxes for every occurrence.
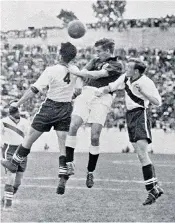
[126,58,146,77]
[9,102,20,120]
[60,42,77,63]
[94,38,115,61]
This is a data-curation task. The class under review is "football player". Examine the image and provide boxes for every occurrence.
[1,42,81,195]
[95,58,164,205]
[63,38,123,193]
[1,104,29,209]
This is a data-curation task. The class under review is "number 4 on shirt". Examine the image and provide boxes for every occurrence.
[63,72,70,84]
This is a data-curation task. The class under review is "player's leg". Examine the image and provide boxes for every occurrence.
[2,170,16,209]
[86,100,110,188]
[53,101,76,195]
[13,171,24,195]
[65,95,89,175]
[86,123,102,188]
[56,115,83,195]
[13,156,27,195]
[129,109,163,205]
[1,127,43,173]
[55,130,69,195]
[66,115,83,174]
[1,100,54,172]
[2,145,16,209]
[133,140,163,205]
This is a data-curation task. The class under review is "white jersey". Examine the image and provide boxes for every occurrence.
[109,74,161,110]
[0,116,29,146]
[32,64,80,102]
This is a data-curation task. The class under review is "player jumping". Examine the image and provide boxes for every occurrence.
[61,38,123,194]
[95,58,164,205]
[1,42,81,195]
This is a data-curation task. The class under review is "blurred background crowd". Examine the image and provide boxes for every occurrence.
[1,0,175,132]
[1,42,175,131]
[1,14,175,40]
[87,14,175,31]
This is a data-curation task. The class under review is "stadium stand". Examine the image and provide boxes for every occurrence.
[1,42,175,131]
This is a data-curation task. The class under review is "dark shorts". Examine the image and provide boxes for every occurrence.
[2,144,27,172]
[126,107,152,144]
[31,98,73,132]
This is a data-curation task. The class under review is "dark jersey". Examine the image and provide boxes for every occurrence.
[84,57,123,88]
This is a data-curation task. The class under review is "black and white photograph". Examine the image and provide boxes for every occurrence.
[0,0,175,222]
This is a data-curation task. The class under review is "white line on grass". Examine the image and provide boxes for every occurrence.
[0,184,143,192]
[1,177,174,184]
[112,160,175,167]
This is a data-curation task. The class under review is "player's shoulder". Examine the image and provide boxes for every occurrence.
[1,116,9,123]
[140,75,154,84]
[48,63,72,72]
[69,63,79,70]
[45,64,64,72]
[105,56,123,73]
[106,56,122,66]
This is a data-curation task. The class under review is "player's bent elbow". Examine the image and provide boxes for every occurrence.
[153,99,162,106]
[87,74,99,79]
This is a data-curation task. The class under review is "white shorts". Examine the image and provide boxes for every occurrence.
[72,87,113,126]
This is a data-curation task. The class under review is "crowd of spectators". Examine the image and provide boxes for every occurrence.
[87,14,175,31]
[1,15,175,40]
[1,43,175,131]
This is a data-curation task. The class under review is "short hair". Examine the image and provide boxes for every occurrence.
[128,58,146,74]
[60,42,77,63]
[9,100,19,115]
[94,38,115,54]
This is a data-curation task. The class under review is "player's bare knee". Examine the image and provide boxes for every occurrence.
[69,124,79,135]
[69,116,83,135]
[91,134,100,146]
[136,139,148,150]
[137,150,151,166]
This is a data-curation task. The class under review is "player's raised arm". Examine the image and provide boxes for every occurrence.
[12,68,50,108]
[108,73,126,92]
[72,77,84,99]
[69,60,123,79]
[95,73,126,97]
[69,66,108,79]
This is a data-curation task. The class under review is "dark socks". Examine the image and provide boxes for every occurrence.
[13,186,19,195]
[66,146,75,162]
[142,164,157,191]
[87,153,99,172]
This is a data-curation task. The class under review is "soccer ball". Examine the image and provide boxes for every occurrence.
[68,20,86,39]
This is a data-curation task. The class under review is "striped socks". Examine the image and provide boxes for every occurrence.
[12,144,30,166]
[58,156,67,178]
[142,164,157,191]
[4,184,14,207]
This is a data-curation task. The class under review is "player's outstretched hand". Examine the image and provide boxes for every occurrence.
[102,63,109,70]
